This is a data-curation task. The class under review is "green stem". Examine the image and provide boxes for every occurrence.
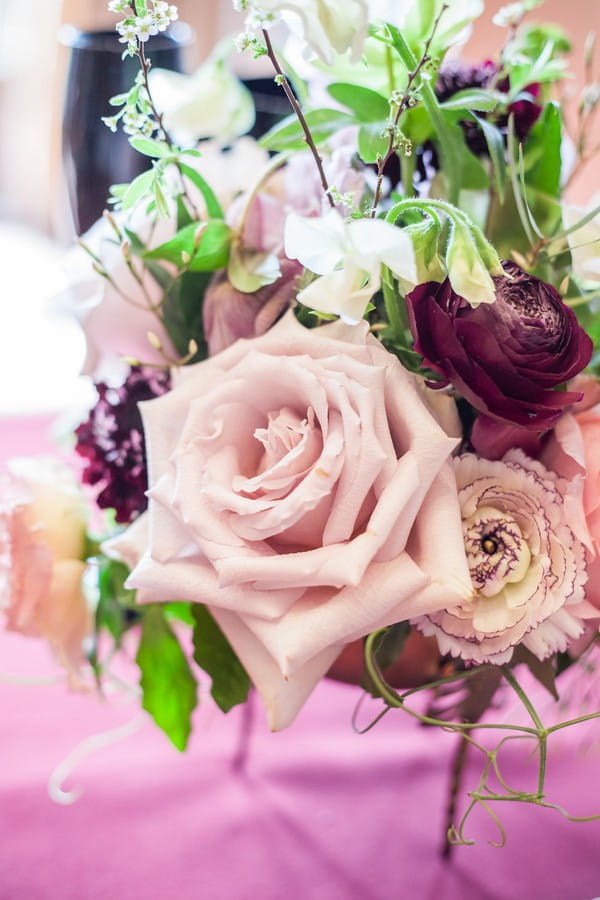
[400,150,417,198]
[381,264,405,341]
[364,632,538,736]
[501,666,547,797]
[390,27,461,205]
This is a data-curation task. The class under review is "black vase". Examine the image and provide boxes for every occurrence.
[61,25,191,235]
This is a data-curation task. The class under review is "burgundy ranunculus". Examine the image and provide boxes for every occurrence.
[406,261,593,431]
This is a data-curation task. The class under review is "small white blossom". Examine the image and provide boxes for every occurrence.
[492,2,525,27]
[108,0,130,12]
[101,115,120,133]
[117,21,138,44]
[135,14,159,41]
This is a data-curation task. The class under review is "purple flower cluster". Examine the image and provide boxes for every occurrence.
[75,366,170,523]
[436,60,542,154]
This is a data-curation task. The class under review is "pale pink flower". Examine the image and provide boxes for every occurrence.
[203,257,302,355]
[106,311,471,729]
[414,450,594,665]
[542,377,600,612]
[0,459,92,680]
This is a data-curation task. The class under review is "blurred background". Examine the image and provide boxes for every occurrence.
[0,0,598,419]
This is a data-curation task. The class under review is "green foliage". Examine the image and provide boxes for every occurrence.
[439,88,501,113]
[192,605,251,713]
[145,220,232,271]
[95,557,138,646]
[523,102,562,199]
[259,108,355,152]
[327,82,390,122]
[136,605,198,751]
[357,122,389,163]
[178,162,224,220]
[160,268,210,361]
[469,113,507,203]
[129,136,172,158]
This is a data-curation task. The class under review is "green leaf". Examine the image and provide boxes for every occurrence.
[160,268,210,360]
[259,108,355,152]
[176,194,194,230]
[121,169,154,211]
[469,113,507,204]
[95,557,137,645]
[523,102,562,198]
[136,605,198,751]
[129,136,171,158]
[164,602,195,626]
[178,162,224,220]
[145,220,232,271]
[153,177,170,218]
[192,604,251,713]
[357,122,389,163]
[439,88,501,112]
[327,82,389,122]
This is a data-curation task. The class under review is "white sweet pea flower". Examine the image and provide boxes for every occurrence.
[148,52,255,145]
[284,210,417,324]
[237,0,369,65]
[445,220,498,306]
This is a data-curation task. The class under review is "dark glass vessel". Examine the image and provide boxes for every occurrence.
[61,25,191,234]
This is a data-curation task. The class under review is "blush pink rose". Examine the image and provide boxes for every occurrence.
[542,378,600,612]
[107,312,472,729]
[0,458,92,681]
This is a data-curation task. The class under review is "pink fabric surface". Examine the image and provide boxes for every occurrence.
[1,418,600,900]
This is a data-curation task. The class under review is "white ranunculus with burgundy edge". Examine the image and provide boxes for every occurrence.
[107,312,471,729]
[414,450,595,665]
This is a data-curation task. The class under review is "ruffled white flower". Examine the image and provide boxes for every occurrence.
[235,0,369,65]
[284,210,417,324]
[413,450,596,665]
[148,53,255,145]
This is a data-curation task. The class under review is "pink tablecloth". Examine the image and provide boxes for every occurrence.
[1,418,599,900]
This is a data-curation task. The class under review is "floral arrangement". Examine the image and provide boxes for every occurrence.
[4,0,600,849]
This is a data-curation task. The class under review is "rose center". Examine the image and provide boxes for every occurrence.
[463,505,531,598]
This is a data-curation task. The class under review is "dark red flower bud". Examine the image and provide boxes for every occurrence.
[406,261,592,430]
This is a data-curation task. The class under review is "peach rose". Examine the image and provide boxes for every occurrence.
[0,458,92,680]
[543,378,600,611]
[107,312,471,729]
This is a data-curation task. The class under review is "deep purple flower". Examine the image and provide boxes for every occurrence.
[435,60,542,155]
[406,261,593,431]
[75,366,170,523]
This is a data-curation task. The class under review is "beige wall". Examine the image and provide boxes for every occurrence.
[0,0,598,235]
